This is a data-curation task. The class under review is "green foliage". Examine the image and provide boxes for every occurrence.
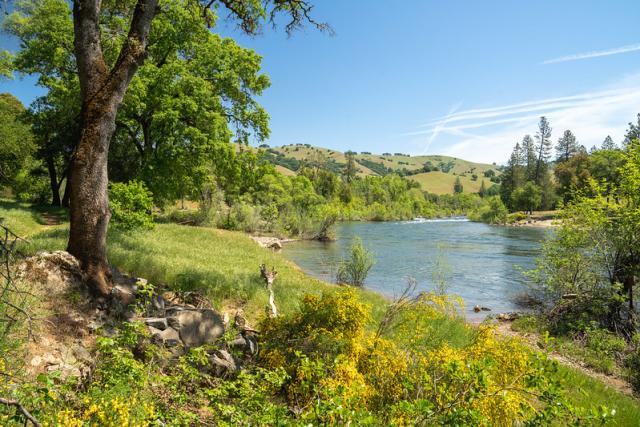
[468,195,508,224]
[512,181,542,214]
[109,181,155,230]
[0,93,38,195]
[336,237,375,286]
[453,176,463,193]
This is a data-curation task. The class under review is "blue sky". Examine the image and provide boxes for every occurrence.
[3,0,640,163]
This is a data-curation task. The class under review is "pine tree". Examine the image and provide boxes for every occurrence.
[555,129,578,162]
[343,151,357,183]
[624,113,640,145]
[601,135,617,151]
[478,179,487,197]
[534,116,552,183]
[499,142,526,209]
[521,134,537,181]
[453,176,463,193]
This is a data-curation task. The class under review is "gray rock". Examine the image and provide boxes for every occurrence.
[209,349,238,377]
[151,327,181,347]
[144,317,168,330]
[229,334,259,356]
[169,309,224,348]
[72,344,92,363]
[151,295,166,313]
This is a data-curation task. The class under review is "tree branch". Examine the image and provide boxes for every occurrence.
[0,397,41,427]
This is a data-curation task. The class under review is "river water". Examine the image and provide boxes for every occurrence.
[282,219,549,319]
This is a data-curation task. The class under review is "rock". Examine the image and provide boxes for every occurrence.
[168,309,224,348]
[151,327,181,347]
[269,240,282,250]
[112,284,137,305]
[497,312,520,321]
[72,344,92,364]
[229,334,259,356]
[251,236,283,250]
[144,317,169,330]
[209,349,238,377]
[151,295,166,313]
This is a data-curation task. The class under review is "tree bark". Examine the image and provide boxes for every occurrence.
[67,0,157,297]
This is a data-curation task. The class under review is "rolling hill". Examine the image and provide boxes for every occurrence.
[259,144,502,195]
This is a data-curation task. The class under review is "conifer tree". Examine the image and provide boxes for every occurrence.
[602,135,617,151]
[555,129,578,163]
[453,176,463,193]
[522,134,537,181]
[534,116,552,183]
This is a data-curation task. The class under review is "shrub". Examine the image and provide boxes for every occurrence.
[109,181,154,230]
[311,204,338,241]
[468,196,508,224]
[336,237,375,286]
[507,212,528,223]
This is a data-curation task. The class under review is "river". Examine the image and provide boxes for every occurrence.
[282,218,549,320]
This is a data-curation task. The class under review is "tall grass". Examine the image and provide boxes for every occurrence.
[336,237,375,286]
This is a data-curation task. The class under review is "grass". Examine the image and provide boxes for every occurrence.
[408,170,487,194]
[27,223,388,324]
[0,198,68,237]
[5,198,638,422]
[558,365,640,426]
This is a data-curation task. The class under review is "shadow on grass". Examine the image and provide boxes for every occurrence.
[107,229,265,305]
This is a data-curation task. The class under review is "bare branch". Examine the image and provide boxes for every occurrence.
[0,397,42,427]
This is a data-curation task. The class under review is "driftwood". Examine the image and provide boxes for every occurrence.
[0,397,41,426]
[259,264,278,317]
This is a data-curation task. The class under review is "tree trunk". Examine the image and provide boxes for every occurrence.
[45,155,61,206]
[67,97,119,297]
[68,0,158,298]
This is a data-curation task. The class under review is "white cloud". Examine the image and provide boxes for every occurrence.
[407,75,640,164]
[542,43,640,64]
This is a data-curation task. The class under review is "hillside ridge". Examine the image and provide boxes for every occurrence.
[258,143,503,194]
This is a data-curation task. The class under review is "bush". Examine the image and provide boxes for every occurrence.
[507,212,528,223]
[12,158,50,203]
[311,204,338,241]
[468,196,508,224]
[336,237,375,286]
[221,201,261,233]
[109,181,155,230]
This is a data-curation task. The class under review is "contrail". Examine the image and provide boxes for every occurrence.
[543,43,640,65]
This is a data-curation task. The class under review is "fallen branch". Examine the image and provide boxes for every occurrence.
[259,264,278,317]
[0,397,42,427]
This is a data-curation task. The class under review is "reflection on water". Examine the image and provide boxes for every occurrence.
[282,220,549,319]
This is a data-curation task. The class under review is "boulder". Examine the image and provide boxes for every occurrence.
[150,326,181,347]
[168,309,225,347]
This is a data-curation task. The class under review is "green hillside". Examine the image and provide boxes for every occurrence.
[260,144,502,194]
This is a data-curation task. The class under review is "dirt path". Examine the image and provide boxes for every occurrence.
[492,320,636,397]
[40,212,62,226]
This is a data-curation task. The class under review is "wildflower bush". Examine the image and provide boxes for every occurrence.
[258,289,595,425]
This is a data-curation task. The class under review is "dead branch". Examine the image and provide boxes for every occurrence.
[0,397,42,426]
[259,264,278,317]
